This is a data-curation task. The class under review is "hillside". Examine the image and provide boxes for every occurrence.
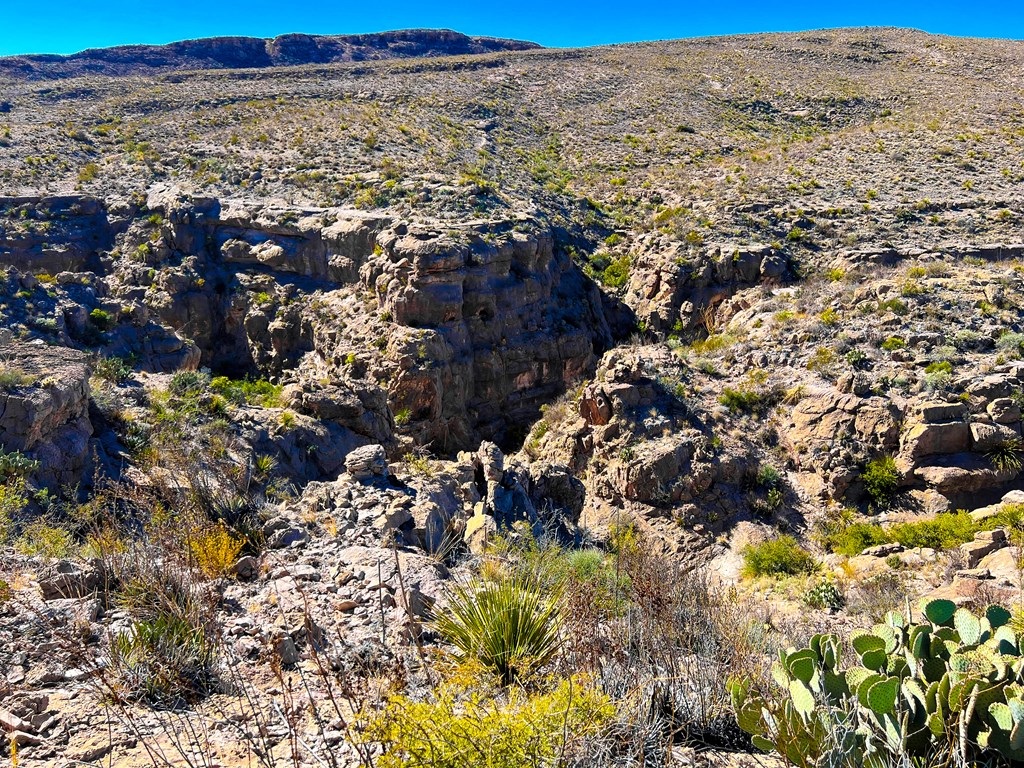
[0,29,541,80]
[2,26,1024,767]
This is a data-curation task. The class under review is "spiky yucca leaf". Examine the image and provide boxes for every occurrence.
[431,575,561,685]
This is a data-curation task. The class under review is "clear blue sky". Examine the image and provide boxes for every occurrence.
[4,0,1022,56]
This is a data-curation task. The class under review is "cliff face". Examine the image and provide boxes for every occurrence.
[0,29,541,80]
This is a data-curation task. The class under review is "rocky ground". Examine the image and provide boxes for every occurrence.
[2,25,1024,767]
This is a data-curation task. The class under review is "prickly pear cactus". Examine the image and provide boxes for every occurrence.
[730,600,1024,764]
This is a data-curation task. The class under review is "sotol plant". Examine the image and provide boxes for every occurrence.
[730,600,1024,766]
[432,575,561,685]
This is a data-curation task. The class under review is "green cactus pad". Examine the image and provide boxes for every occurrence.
[789,679,815,717]
[987,605,1013,629]
[867,677,900,715]
[861,649,888,672]
[922,599,956,626]
[852,631,886,656]
[991,702,1014,731]
[955,608,983,646]
[993,625,1019,655]
[857,673,884,709]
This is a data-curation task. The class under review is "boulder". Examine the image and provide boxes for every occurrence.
[345,444,388,479]
[988,398,1021,425]
[970,422,1020,451]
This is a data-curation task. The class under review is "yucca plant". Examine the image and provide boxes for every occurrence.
[432,575,562,685]
[988,439,1024,474]
[110,613,217,706]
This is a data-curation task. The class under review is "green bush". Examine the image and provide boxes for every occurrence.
[719,386,767,414]
[432,575,562,685]
[16,521,76,559]
[997,332,1024,358]
[924,360,953,374]
[741,536,816,578]
[887,512,977,550]
[94,355,133,384]
[0,366,37,390]
[862,456,899,504]
[881,336,906,351]
[822,521,890,556]
[209,375,283,407]
[600,255,631,288]
[367,677,615,768]
[89,308,114,331]
[823,511,993,556]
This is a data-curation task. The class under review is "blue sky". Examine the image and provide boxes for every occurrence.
[3,0,1022,56]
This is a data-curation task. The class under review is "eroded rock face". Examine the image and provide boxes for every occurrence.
[625,241,789,335]
[783,388,901,498]
[360,219,610,448]
[0,342,92,486]
[0,196,117,274]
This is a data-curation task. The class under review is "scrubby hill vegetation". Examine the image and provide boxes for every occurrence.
[3,25,1024,767]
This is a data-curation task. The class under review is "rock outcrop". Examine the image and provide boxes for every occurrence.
[0,342,92,486]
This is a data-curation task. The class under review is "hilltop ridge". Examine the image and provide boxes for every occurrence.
[0,28,541,80]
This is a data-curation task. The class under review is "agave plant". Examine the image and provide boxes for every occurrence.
[431,575,562,685]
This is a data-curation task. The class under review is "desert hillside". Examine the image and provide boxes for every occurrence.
[2,26,1024,767]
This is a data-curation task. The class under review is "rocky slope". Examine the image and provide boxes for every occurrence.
[0,29,540,80]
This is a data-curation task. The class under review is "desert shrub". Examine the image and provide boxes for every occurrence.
[103,541,221,705]
[188,524,245,579]
[880,336,906,351]
[862,456,899,504]
[822,520,885,555]
[209,375,283,407]
[0,366,37,390]
[741,536,816,578]
[600,254,631,288]
[688,332,738,355]
[94,355,133,384]
[924,368,953,393]
[366,676,615,768]
[432,575,562,685]
[89,308,114,330]
[168,370,210,397]
[997,332,1024,358]
[756,463,782,488]
[924,360,953,375]
[887,511,977,550]
[719,386,766,414]
[876,298,908,315]
[16,521,76,559]
[823,512,982,556]
[110,613,217,706]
